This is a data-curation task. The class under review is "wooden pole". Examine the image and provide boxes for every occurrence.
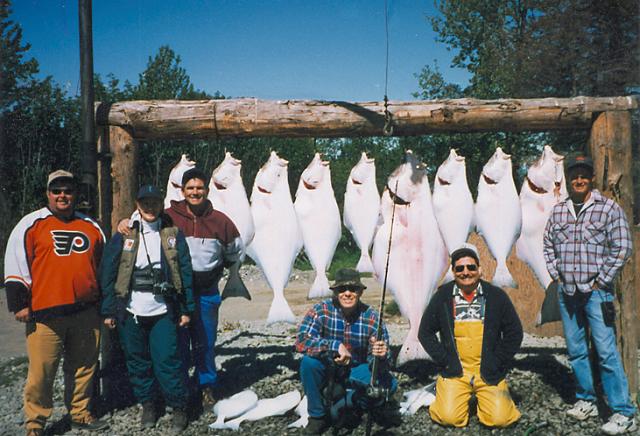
[96,126,112,234]
[96,96,638,140]
[108,126,138,232]
[588,111,637,398]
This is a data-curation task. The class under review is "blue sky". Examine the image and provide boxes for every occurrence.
[12,0,469,101]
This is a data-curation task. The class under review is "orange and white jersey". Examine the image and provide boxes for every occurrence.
[4,207,105,315]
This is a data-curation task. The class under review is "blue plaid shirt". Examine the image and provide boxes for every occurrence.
[543,189,632,295]
[295,298,391,364]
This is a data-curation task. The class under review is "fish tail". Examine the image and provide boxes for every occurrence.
[492,263,517,288]
[267,295,296,324]
[308,273,331,299]
[209,418,228,429]
[396,336,429,366]
[356,251,374,273]
[221,262,252,300]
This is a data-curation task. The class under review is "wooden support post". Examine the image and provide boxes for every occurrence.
[108,126,138,232]
[96,126,112,234]
[588,111,637,398]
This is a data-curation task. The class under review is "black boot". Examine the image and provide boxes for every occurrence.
[141,401,157,428]
[171,408,188,434]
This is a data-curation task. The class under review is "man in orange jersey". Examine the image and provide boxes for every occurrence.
[4,170,109,436]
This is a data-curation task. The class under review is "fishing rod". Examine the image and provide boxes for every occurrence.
[365,179,399,436]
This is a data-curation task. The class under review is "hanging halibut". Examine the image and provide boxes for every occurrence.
[432,149,474,283]
[247,151,302,323]
[372,150,449,365]
[164,154,196,209]
[516,145,566,289]
[209,152,255,300]
[475,147,522,288]
[344,152,380,273]
[294,153,341,298]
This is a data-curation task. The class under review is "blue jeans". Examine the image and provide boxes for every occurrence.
[178,293,220,388]
[300,355,398,418]
[558,286,636,416]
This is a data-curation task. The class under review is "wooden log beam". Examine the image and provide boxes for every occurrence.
[588,111,637,398]
[95,96,638,140]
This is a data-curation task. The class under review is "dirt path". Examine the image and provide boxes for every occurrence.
[0,273,398,359]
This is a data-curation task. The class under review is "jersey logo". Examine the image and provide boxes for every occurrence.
[51,231,91,256]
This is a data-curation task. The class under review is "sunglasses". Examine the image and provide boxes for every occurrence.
[454,264,478,273]
[49,188,75,195]
[335,287,363,294]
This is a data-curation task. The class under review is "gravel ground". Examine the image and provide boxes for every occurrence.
[1,267,637,435]
[0,321,631,436]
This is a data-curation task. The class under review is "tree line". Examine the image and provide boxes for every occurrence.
[1,0,638,273]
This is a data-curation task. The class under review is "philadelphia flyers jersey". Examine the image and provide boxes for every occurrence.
[4,207,105,316]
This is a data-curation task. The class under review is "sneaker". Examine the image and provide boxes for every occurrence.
[141,401,157,428]
[170,408,188,434]
[566,400,598,421]
[305,416,328,435]
[70,414,110,431]
[601,413,637,435]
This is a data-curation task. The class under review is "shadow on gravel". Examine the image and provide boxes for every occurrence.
[513,347,575,403]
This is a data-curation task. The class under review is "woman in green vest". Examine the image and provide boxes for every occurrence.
[100,185,194,434]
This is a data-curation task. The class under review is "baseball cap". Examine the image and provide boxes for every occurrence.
[136,185,163,200]
[565,154,594,173]
[47,170,75,189]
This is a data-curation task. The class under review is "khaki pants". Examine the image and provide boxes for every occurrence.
[24,306,100,430]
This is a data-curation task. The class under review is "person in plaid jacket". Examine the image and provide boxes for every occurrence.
[543,153,636,435]
[295,268,397,434]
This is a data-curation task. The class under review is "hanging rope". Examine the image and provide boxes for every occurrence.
[382,0,394,136]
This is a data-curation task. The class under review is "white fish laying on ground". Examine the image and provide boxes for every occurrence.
[399,382,436,415]
[221,390,302,431]
[209,389,259,429]
[475,147,522,288]
[372,150,449,365]
[209,152,255,300]
[287,395,308,428]
[246,151,302,323]
[432,149,474,283]
[344,152,380,273]
[164,154,196,209]
[516,145,566,289]
[294,153,341,298]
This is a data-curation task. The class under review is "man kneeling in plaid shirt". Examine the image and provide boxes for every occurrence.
[295,268,398,435]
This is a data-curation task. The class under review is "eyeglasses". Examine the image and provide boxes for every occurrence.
[335,287,362,294]
[454,264,478,273]
[49,188,75,195]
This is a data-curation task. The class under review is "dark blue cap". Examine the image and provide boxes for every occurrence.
[136,185,163,200]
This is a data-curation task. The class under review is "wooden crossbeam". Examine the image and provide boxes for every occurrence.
[96,96,638,140]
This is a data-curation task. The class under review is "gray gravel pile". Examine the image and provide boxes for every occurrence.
[0,321,624,436]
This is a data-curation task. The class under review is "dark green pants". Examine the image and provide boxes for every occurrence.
[119,312,187,408]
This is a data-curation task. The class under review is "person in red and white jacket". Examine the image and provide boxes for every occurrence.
[4,170,109,435]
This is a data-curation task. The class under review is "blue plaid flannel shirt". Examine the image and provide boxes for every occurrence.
[295,298,391,365]
[543,189,632,295]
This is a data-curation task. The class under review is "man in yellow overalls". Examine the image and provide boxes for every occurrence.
[418,243,523,428]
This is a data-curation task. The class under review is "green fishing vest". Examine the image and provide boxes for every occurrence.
[114,225,183,298]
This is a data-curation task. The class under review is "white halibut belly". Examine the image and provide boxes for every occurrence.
[373,194,448,364]
[475,184,521,288]
[344,184,380,273]
[516,189,555,288]
[295,190,341,298]
[248,194,301,323]
[432,187,473,254]
[210,187,255,247]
